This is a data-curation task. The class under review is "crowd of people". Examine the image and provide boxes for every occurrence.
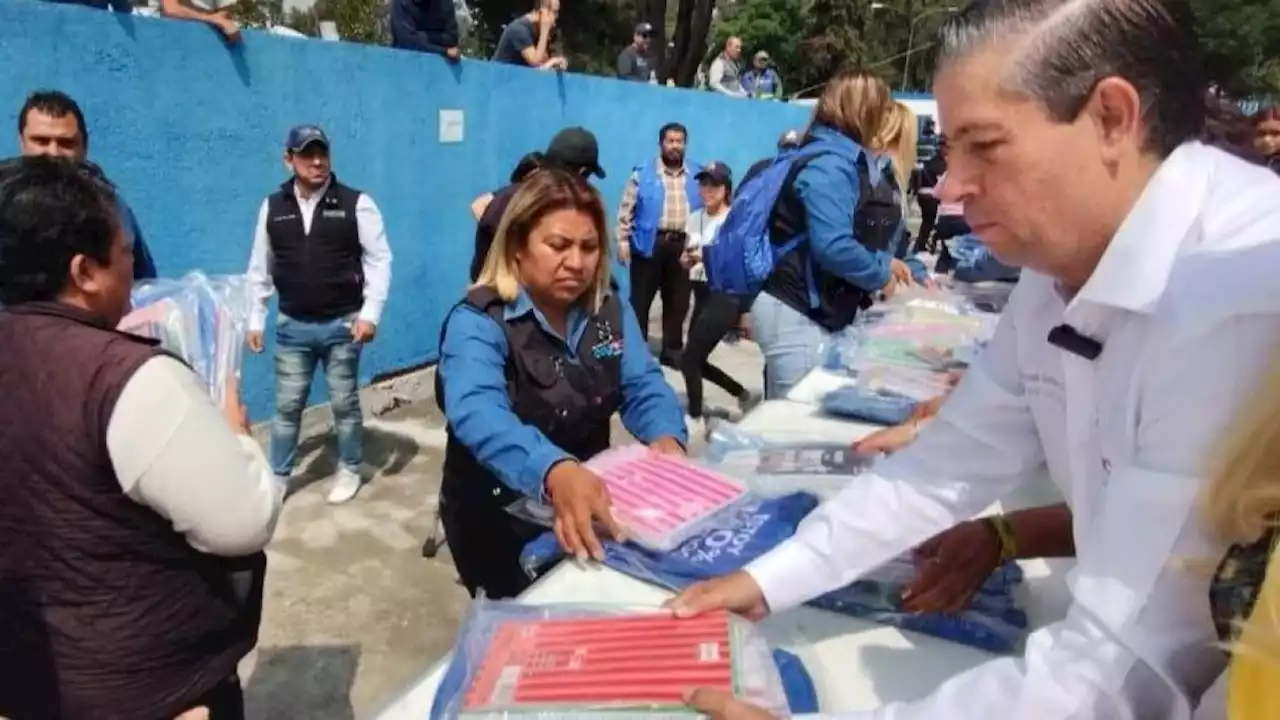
[6,0,1280,719]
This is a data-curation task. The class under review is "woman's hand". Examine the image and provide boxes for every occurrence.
[903,519,1002,615]
[649,437,685,456]
[889,258,914,287]
[664,571,770,621]
[545,461,624,561]
[852,420,921,455]
[679,248,702,270]
[684,688,776,719]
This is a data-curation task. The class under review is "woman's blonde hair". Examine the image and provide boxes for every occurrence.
[873,101,918,193]
[810,68,893,146]
[474,169,611,312]
[1202,357,1280,659]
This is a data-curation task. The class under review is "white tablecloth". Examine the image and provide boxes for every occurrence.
[376,400,1071,719]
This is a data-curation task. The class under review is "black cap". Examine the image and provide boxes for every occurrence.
[635,22,653,36]
[777,129,802,150]
[695,161,733,186]
[286,124,330,152]
[545,127,606,179]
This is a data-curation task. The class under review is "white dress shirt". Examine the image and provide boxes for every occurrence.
[748,143,1280,719]
[246,179,393,333]
[107,356,282,556]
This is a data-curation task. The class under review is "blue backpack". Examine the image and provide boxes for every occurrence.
[703,148,829,299]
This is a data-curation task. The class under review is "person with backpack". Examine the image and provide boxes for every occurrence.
[702,69,912,400]
[677,162,757,432]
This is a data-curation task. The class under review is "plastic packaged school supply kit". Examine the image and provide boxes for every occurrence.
[118,272,251,410]
[701,423,876,500]
[582,446,751,553]
[814,291,998,424]
[429,600,792,719]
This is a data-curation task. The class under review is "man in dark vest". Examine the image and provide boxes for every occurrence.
[0,157,281,719]
[245,125,394,505]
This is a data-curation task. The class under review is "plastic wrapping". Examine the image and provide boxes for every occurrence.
[119,272,251,409]
[429,600,791,719]
[810,555,1029,654]
[583,446,750,553]
[702,423,875,499]
[812,290,997,424]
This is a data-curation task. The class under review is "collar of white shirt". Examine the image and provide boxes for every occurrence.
[1070,142,1211,317]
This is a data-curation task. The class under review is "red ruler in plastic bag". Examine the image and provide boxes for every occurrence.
[463,611,734,710]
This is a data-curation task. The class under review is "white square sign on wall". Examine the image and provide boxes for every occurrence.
[439,109,465,144]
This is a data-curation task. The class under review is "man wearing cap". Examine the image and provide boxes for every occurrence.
[617,23,654,82]
[741,51,783,99]
[469,127,606,282]
[245,125,393,505]
[707,36,746,97]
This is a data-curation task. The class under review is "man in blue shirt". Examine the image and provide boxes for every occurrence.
[17,90,157,280]
[741,51,783,99]
[491,0,567,70]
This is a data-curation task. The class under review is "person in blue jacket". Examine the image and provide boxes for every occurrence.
[436,169,688,599]
[749,70,913,399]
[17,90,157,280]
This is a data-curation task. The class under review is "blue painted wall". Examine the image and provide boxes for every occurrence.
[0,0,811,418]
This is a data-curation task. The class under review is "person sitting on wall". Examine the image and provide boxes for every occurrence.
[492,0,568,71]
[244,125,394,505]
[436,169,687,599]
[17,89,157,280]
[0,156,281,720]
[390,0,461,59]
[469,128,607,282]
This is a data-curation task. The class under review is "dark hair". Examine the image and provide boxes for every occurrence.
[697,175,734,197]
[1202,93,1260,162]
[1254,106,1280,126]
[659,122,688,144]
[938,0,1205,158]
[18,90,89,147]
[510,151,544,183]
[0,157,120,305]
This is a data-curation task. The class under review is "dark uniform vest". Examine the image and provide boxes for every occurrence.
[763,149,903,332]
[0,302,265,720]
[265,176,365,322]
[436,287,624,507]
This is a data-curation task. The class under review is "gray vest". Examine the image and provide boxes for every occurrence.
[717,54,742,93]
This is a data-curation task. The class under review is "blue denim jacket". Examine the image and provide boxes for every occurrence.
[793,125,894,292]
[439,288,687,497]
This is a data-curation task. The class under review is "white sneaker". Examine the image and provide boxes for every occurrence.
[327,468,364,504]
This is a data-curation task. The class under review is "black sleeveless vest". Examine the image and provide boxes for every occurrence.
[436,287,624,506]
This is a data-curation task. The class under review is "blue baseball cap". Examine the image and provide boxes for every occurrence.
[286,125,330,152]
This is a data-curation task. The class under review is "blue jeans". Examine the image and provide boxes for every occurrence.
[269,313,363,476]
[750,293,849,400]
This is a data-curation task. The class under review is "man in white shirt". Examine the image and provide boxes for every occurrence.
[672,1,1280,718]
[246,125,393,504]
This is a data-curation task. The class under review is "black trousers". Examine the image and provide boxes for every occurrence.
[682,282,747,418]
[630,231,691,360]
[915,196,939,253]
[439,479,543,600]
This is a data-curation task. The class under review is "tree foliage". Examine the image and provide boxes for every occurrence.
[1191,0,1280,99]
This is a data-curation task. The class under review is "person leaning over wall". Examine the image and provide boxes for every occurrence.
[0,157,281,720]
[17,89,157,280]
[435,169,687,599]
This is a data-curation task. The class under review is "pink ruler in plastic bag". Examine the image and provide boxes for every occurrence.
[463,611,734,710]
[586,446,748,551]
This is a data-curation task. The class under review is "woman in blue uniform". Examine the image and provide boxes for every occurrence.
[436,169,688,599]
